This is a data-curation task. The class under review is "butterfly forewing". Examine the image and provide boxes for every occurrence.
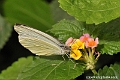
[14,24,61,45]
[14,24,65,55]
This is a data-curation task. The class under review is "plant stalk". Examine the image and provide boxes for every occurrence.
[91,69,98,75]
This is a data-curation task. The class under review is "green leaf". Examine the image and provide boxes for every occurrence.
[0,56,33,80]
[98,41,120,55]
[50,19,85,42]
[3,0,54,31]
[0,15,12,49]
[59,0,120,24]
[85,18,120,41]
[92,63,120,80]
[17,56,85,80]
[50,0,74,22]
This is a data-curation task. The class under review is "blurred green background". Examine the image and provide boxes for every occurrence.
[0,0,54,73]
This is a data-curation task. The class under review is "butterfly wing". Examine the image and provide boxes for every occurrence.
[14,24,65,55]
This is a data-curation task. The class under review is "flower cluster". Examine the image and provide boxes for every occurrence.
[80,34,99,49]
[65,33,100,70]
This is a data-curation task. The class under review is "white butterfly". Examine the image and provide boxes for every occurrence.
[14,24,70,56]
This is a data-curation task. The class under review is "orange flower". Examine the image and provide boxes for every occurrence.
[70,49,82,60]
[85,38,99,49]
[80,33,90,42]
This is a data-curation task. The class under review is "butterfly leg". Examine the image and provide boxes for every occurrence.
[62,55,66,60]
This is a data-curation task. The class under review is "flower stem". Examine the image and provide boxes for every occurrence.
[91,69,98,75]
[88,48,91,54]
[83,49,88,60]
[92,48,95,55]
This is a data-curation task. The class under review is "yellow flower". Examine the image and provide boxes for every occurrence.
[70,49,82,60]
[69,39,84,60]
[71,39,84,50]
[65,38,84,60]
